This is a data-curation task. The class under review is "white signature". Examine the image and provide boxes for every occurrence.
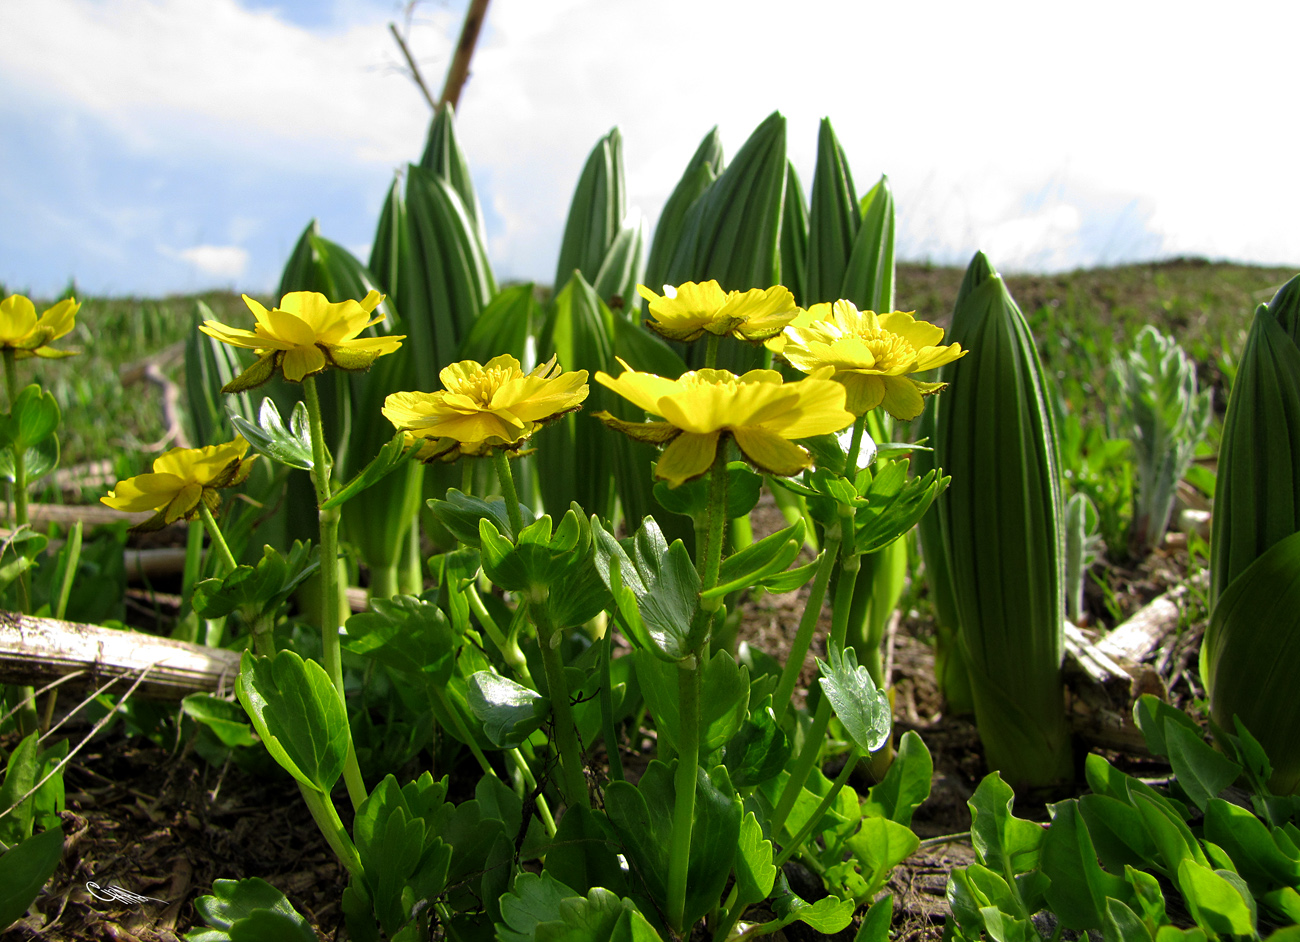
[86,882,168,906]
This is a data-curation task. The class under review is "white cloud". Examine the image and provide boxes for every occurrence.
[174,245,251,278]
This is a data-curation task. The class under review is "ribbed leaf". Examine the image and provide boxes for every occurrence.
[418,102,486,247]
[368,176,406,300]
[400,163,496,390]
[592,215,647,315]
[929,251,1071,787]
[644,128,722,300]
[1203,528,1300,794]
[186,300,257,447]
[1211,280,1300,602]
[666,111,787,374]
[805,117,860,305]
[840,175,896,313]
[534,272,617,521]
[458,284,541,367]
[555,128,626,294]
[779,160,808,307]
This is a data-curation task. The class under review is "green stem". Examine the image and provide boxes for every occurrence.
[667,452,728,934]
[770,549,861,836]
[467,583,532,685]
[507,748,557,838]
[492,449,525,538]
[533,598,588,809]
[182,520,204,599]
[54,521,82,621]
[3,350,37,737]
[430,683,497,779]
[774,746,861,868]
[666,656,701,934]
[704,333,720,369]
[198,503,238,574]
[298,783,364,881]
[302,375,367,813]
[843,414,867,476]
[599,633,624,783]
[771,532,841,727]
[369,563,400,601]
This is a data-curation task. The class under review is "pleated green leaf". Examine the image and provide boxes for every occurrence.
[367,176,405,300]
[643,128,723,299]
[779,160,808,306]
[592,215,647,315]
[555,128,626,295]
[400,163,496,389]
[458,283,541,366]
[186,301,258,447]
[805,117,860,306]
[929,251,1071,788]
[535,272,618,521]
[418,101,486,248]
[665,111,787,374]
[1203,528,1300,794]
[840,175,896,313]
[1210,276,1300,602]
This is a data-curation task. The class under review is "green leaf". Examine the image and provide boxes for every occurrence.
[840,174,896,313]
[652,461,760,521]
[343,595,458,681]
[1177,859,1256,938]
[191,542,317,620]
[1135,793,1208,876]
[235,650,350,793]
[232,398,314,471]
[555,128,627,296]
[925,251,1071,788]
[418,102,485,240]
[1133,694,1203,758]
[428,488,535,546]
[643,128,722,298]
[855,894,893,942]
[805,117,860,306]
[863,730,933,827]
[1040,799,1133,930]
[705,520,805,600]
[188,876,315,942]
[769,873,855,934]
[815,643,892,754]
[1078,794,1159,875]
[0,826,65,932]
[733,811,776,908]
[542,805,626,899]
[1163,722,1242,812]
[0,434,59,486]
[321,432,417,509]
[467,672,548,749]
[0,384,60,451]
[497,871,580,942]
[1103,898,1154,942]
[604,761,741,929]
[458,283,540,365]
[720,695,791,788]
[845,816,921,899]
[1203,527,1300,794]
[182,695,258,749]
[0,732,39,847]
[851,460,948,556]
[1203,798,1300,892]
[967,771,1046,878]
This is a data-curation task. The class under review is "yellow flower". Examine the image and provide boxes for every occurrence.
[779,301,967,419]
[382,354,589,462]
[101,437,256,531]
[199,290,404,389]
[594,360,854,486]
[0,295,79,359]
[637,281,799,343]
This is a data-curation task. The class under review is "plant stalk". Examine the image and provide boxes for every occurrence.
[198,503,238,574]
[532,597,588,809]
[302,374,367,812]
[492,449,525,537]
[771,531,841,726]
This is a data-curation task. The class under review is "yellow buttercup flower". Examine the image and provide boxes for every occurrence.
[637,281,799,343]
[101,437,256,531]
[199,290,404,390]
[0,295,79,359]
[779,301,967,420]
[383,354,589,462]
[594,360,854,487]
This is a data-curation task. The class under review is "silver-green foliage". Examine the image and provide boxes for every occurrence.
[1111,325,1211,557]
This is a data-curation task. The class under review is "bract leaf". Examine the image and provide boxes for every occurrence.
[232,398,314,471]
[815,643,891,754]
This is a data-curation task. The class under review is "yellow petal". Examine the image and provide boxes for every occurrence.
[101,472,185,512]
[879,376,926,421]
[34,298,78,341]
[596,366,683,416]
[497,370,589,423]
[914,343,967,371]
[164,482,203,523]
[281,345,328,382]
[0,295,37,343]
[655,431,721,487]
[839,373,886,416]
[732,427,813,476]
[264,307,319,347]
[879,310,945,350]
[199,320,264,349]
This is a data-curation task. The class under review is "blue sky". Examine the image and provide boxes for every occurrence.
[2,0,1297,299]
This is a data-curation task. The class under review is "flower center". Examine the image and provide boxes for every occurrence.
[855,328,914,370]
[451,365,522,406]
